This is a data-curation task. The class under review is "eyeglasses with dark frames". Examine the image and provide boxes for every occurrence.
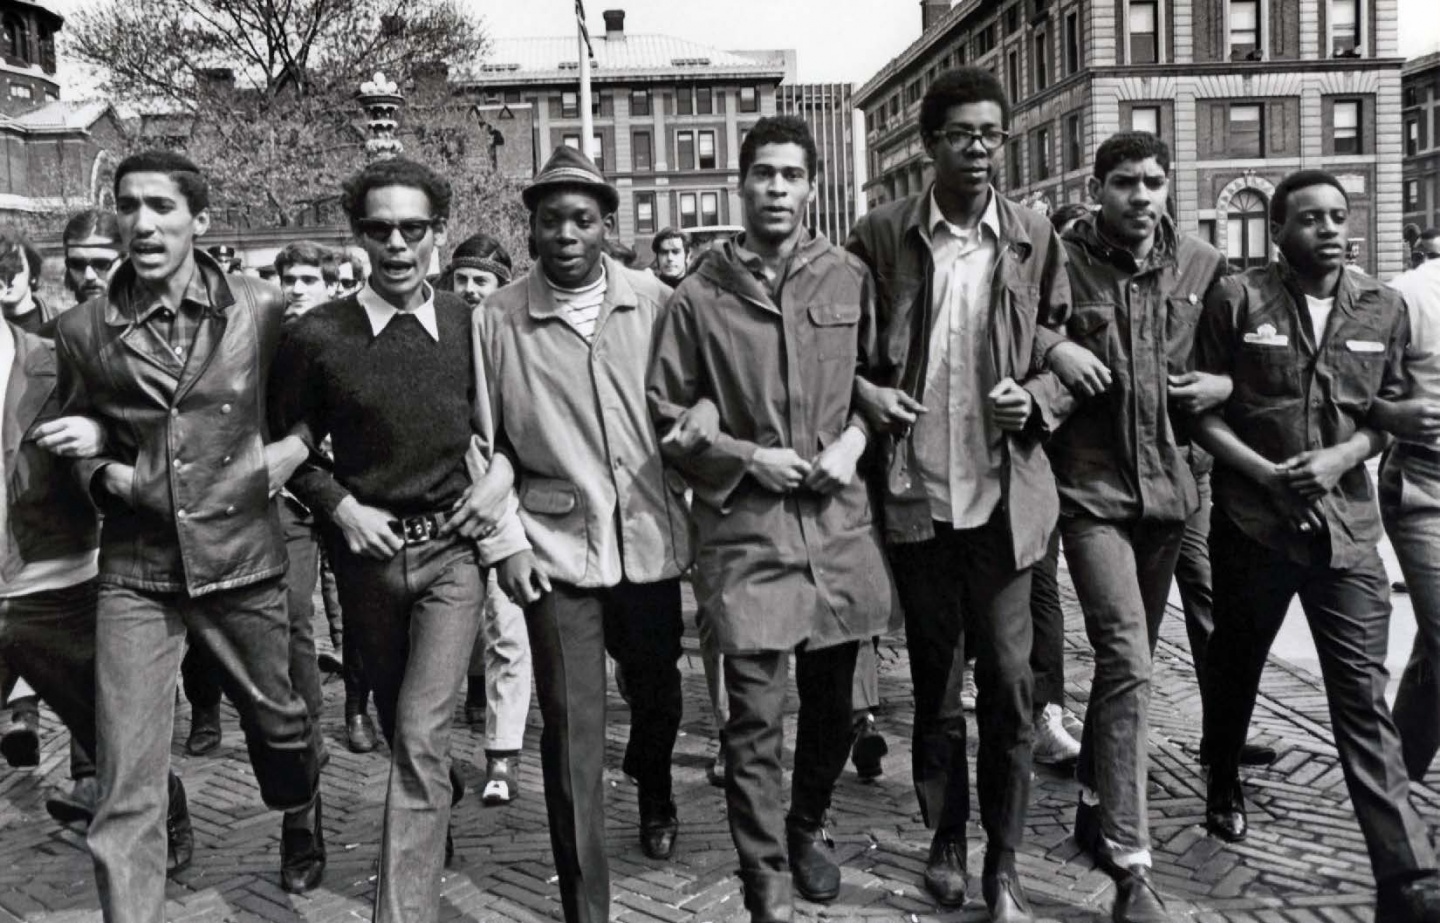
[935,127,1010,152]
[356,218,437,244]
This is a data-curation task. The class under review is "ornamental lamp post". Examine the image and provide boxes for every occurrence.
[358,72,404,161]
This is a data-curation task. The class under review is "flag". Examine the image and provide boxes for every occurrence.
[575,0,595,59]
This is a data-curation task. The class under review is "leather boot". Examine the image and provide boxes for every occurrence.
[166,773,194,875]
[184,704,222,756]
[741,871,794,923]
[639,795,679,860]
[785,814,840,902]
[280,794,326,894]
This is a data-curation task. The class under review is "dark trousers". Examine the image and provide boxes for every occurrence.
[1177,472,1215,690]
[327,534,483,923]
[525,579,684,923]
[322,550,373,715]
[1028,529,1065,708]
[89,578,319,923]
[177,502,324,724]
[887,514,1034,851]
[1204,512,1436,884]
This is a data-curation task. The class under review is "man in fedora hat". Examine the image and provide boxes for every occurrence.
[482,145,694,923]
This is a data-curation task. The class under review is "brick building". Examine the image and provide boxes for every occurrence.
[776,82,867,244]
[856,0,1404,276]
[454,8,789,260]
[1402,50,1440,236]
[0,0,60,115]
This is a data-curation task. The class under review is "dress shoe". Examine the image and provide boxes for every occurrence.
[167,774,194,875]
[1198,738,1278,768]
[742,872,794,923]
[316,651,343,675]
[1377,873,1440,922]
[46,776,99,826]
[850,713,887,782]
[0,707,40,768]
[639,796,679,859]
[184,704,222,756]
[922,831,967,908]
[785,814,840,902]
[345,712,378,753]
[982,869,1034,922]
[1204,771,1248,843]
[280,794,326,894]
[482,755,518,805]
[1073,798,1104,863]
[707,731,727,788]
[1112,864,1172,923]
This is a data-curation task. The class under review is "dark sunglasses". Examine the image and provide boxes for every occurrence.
[66,256,119,274]
[356,218,437,244]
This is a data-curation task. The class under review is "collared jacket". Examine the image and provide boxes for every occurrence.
[481,255,692,589]
[648,234,897,654]
[845,188,1074,567]
[2,322,97,582]
[1052,217,1227,522]
[1195,261,1407,568]
[53,251,289,596]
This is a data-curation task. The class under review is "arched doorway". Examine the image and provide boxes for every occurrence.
[1226,189,1269,272]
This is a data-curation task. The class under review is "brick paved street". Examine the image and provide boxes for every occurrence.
[0,572,1433,923]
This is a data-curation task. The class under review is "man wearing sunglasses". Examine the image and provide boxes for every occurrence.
[271,157,527,922]
[845,67,1086,920]
[62,210,123,308]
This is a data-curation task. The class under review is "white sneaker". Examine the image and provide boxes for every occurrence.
[1060,706,1084,741]
[1034,703,1082,765]
[960,670,978,712]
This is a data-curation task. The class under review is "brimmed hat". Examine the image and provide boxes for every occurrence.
[522,145,619,215]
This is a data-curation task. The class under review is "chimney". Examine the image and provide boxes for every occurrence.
[603,9,626,42]
[921,0,950,32]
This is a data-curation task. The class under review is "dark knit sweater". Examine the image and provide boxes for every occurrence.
[270,291,476,518]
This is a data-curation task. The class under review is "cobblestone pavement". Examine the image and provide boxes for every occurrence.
[0,576,1433,922]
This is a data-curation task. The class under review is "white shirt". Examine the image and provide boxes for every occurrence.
[0,322,98,597]
[910,188,1004,528]
[546,268,608,342]
[1389,260,1440,445]
[359,282,440,341]
[1305,294,1335,349]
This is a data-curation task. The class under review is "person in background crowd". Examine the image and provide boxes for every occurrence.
[53,150,326,918]
[62,210,123,306]
[1196,169,1440,923]
[1411,228,1440,272]
[483,145,691,923]
[0,230,54,335]
[271,158,525,921]
[440,232,530,805]
[206,244,241,274]
[335,246,369,297]
[649,114,896,923]
[1051,131,1229,923]
[651,227,689,287]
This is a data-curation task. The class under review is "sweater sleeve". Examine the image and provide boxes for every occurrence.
[268,319,351,517]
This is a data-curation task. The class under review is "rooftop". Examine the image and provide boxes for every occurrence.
[457,33,787,85]
[2,99,112,133]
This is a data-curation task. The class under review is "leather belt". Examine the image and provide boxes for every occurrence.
[396,511,448,546]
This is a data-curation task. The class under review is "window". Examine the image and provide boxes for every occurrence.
[1129,1,1157,64]
[1230,103,1264,157]
[701,192,720,226]
[1132,105,1161,137]
[1406,180,1421,212]
[1006,139,1024,189]
[1198,218,1217,246]
[1034,127,1051,180]
[635,193,656,235]
[1034,31,1049,90]
[679,193,699,228]
[1007,51,1020,102]
[1064,112,1083,171]
[956,43,967,65]
[696,86,714,115]
[592,94,612,117]
[1005,4,1020,33]
[1230,0,1260,59]
[561,91,579,118]
[906,79,922,106]
[633,130,653,171]
[591,134,605,171]
[1227,189,1269,271]
[1333,100,1360,154]
[739,86,758,113]
[37,25,53,72]
[678,87,693,116]
[976,23,995,56]
[1408,118,1420,157]
[563,132,580,151]
[1331,0,1361,56]
[631,89,651,116]
[8,83,30,100]
[677,130,696,169]
[698,131,716,169]
[1065,11,1081,74]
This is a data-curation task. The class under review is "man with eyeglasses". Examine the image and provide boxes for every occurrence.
[846,67,1090,921]
[271,158,527,922]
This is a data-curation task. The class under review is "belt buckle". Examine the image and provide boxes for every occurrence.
[401,514,438,545]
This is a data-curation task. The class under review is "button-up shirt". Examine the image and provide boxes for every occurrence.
[359,282,440,341]
[1389,259,1440,448]
[911,188,1003,528]
[132,268,211,373]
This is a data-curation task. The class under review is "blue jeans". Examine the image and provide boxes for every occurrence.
[1060,514,1185,859]
[326,534,483,923]
[89,578,318,923]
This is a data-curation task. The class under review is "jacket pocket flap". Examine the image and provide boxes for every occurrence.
[808,302,862,326]
[1069,303,1113,337]
[521,481,578,515]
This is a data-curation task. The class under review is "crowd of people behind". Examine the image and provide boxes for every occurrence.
[7,62,1440,923]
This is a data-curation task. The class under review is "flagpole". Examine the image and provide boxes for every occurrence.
[578,3,595,163]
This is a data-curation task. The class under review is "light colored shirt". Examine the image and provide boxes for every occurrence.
[359,282,440,341]
[546,268,608,342]
[0,322,97,597]
[911,187,1004,528]
[1389,260,1440,445]
[1305,294,1335,348]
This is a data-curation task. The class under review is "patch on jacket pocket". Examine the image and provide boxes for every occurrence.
[521,482,578,515]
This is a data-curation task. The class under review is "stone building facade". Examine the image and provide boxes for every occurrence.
[1402,50,1440,236]
[776,82,867,245]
